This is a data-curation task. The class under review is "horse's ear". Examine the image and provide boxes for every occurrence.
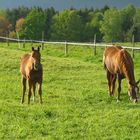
[37,47,40,52]
[136,79,140,85]
[32,47,34,51]
[38,46,41,52]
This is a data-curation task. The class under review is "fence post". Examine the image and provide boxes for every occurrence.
[41,31,44,50]
[31,40,33,46]
[132,34,135,58]
[16,32,21,48]
[93,34,96,55]
[6,34,9,47]
[23,38,25,48]
[65,41,68,56]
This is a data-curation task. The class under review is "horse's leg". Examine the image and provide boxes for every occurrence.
[117,74,122,102]
[107,70,112,96]
[28,79,32,104]
[38,82,43,104]
[33,83,36,103]
[111,74,117,95]
[21,76,26,104]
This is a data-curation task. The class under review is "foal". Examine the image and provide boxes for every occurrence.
[20,46,43,104]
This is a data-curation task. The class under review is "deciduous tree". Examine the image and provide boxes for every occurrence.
[100,8,123,42]
[50,10,84,41]
[19,9,46,40]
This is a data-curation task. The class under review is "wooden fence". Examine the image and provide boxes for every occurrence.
[0,36,140,58]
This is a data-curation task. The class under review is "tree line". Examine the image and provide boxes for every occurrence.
[0,4,140,42]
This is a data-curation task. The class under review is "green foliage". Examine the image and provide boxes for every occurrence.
[19,9,46,40]
[44,7,57,40]
[50,10,84,41]
[133,8,140,41]
[0,9,6,17]
[121,4,136,41]
[1,5,140,42]
[100,8,123,42]
[5,6,30,30]
[0,16,9,36]
[0,43,140,139]
[84,12,103,41]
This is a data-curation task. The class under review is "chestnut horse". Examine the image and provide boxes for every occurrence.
[103,45,139,103]
[20,46,43,104]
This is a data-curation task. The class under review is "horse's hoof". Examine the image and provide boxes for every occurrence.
[117,99,120,103]
[109,93,113,97]
[133,99,137,103]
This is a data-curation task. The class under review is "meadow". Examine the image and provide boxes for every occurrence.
[0,42,140,139]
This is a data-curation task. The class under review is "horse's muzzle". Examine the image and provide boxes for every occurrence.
[130,97,137,103]
[34,63,41,71]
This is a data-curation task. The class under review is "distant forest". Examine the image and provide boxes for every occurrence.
[0,4,140,42]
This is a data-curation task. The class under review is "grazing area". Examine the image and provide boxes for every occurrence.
[1,43,140,139]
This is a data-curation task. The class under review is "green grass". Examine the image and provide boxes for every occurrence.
[0,42,140,139]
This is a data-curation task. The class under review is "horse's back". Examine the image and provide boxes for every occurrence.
[104,46,123,57]
[103,46,131,74]
[103,46,123,73]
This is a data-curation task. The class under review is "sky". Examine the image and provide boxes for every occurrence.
[0,0,140,10]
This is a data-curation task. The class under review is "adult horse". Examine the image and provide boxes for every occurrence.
[20,46,43,104]
[103,45,139,103]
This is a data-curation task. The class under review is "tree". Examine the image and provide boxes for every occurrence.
[5,6,30,31]
[133,8,140,41]
[0,16,10,36]
[0,9,6,17]
[100,5,110,13]
[44,7,56,40]
[84,12,103,41]
[121,4,136,41]
[16,18,24,32]
[50,10,84,41]
[19,9,46,40]
[100,8,123,42]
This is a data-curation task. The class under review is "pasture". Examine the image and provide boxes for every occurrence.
[0,42,140,139]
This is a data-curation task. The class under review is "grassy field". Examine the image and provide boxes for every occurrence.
[0,42,140,139]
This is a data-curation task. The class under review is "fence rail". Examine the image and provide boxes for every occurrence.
[0,36,140,57]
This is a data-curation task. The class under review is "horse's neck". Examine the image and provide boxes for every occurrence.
[119,49,136,86]
[124,66,136,86]
[27,56,33,70]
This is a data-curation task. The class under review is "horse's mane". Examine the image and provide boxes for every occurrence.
[119,48,135,85]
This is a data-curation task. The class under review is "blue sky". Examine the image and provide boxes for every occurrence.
[0,0,140,10]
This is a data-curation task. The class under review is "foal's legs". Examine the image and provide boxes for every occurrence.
[21,76,26,104]
[117,75,122,102]
[28,79,32,104]
[38,82,43,104]
[33,83,36,103]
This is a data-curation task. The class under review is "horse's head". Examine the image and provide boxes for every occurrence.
[31,46,41,71]
[128,80,140,103]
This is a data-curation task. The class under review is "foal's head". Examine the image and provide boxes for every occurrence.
[31,46,41,71]
[128,80,140,103]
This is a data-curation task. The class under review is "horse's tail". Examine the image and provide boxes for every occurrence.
[103,62,107,70]
[103,53,107,70]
